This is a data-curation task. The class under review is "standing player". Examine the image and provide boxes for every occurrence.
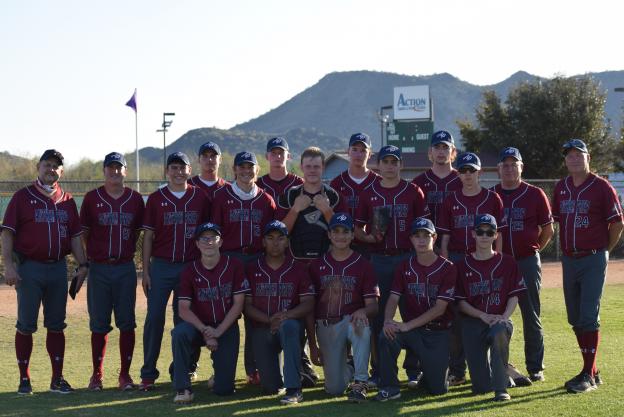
[307,213,379,402]
[493,147,553,382]
[412,130,461,228]
[375,218,456,401]
[139,151,211,390]
[80,152,145,391]
[354,145,428,386]
[188,141,228,201]
[171,222,249,403]
[1,149,89,394]
[552,139,623,393]
[455,214,526,401]
[437,151,505,386]
[211,151,276,384]
[244,220,315,404]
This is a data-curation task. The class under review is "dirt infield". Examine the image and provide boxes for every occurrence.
[0,260,623,318]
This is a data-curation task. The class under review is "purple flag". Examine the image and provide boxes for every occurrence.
[125,89,137,112]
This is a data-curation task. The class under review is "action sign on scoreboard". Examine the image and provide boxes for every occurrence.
[393,85,431,120]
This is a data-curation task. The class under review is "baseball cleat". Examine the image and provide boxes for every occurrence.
[373,389,401,402]
[593,370,602,385]
[366,375,379,389]
[447,374,466,386]
[347,381,367,403]
[494,390,511,401]
[567,372,596,394]
[88,374,103,391]
[50,376,74,394]
[529,371,545,382]
[118,374,137,391]
[506,363,532,387]
[17,378,33,395]
[173,388,194,404]
[300,368,318,388]
[407,371,424,390]
[280,389,303,405]
[139,378,156,391]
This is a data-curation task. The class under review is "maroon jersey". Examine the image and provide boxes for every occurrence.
[437,188,505,254]
[257,173,303,219]
[143,185,211,263]
[552,173,623,255]
[309,251,379,319]
[354,179,429,251]
[494,182,553,258]
[246,256,315,317]
[188,176,228,202]
[178,256,250,325]
[412,169,461,227]
[455,253,526,315]
[391,256,456,328]
[2,184,81,262]
[330,170,379,218]
[80,186,145,263]
[211,184,276,253]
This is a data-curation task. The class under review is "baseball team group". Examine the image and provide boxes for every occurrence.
[1,130,622,406]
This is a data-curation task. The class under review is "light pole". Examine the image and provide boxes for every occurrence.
[157,112,175,179]
[378,105,393,147]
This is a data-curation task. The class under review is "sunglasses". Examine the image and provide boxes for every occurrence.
[198,235,221,243]
[475,229,496,237]
[459,167,477,174]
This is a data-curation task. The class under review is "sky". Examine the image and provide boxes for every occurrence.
[1,0,623,165]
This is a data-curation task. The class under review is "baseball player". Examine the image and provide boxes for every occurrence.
[455,214,526,402]
[307,213,379,402]
[188,141,228,201]
[493,147,553,383]
[171,222,249,404]
[552,139,623,393]
[437,151,505,386]
[139,151,211,390]
[374,217,456,401]
[412,130,461,228]
[330,133,380,254]
[354,145,429,387]
[1,149,89,394]
[244,220,315,404]
[211,151,276,385]
[80,152,145,391]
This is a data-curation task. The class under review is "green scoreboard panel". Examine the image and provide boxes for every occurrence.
[386,120,434,153]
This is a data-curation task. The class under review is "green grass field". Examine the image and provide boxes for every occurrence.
[1,285,623,417]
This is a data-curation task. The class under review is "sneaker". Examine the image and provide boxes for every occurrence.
[280,388,303,405]
[139,378,156,391]
[374,388,401,402]
[507,364,532,387]
[567,372,596,394]
[407,371,423,390]
[564,372,583,390]
[447,374,466,386]
[118,374,137,391]
[246,371,261,386]
[50,376,74,394]
[494,390,511,401]
[594,370,602,385]
[88,374,103,391]
[367,375,379,389]
[173,388,194,404]
[17,378,32,395]
[206,375,215,389]
[300,367,318,388]
[529,371,545,382]
[347,381,367,403]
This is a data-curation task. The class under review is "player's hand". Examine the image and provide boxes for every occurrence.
[310,343,323,366]
[142,272,151,297]
[383,321,399,340]
[205,337,218,352]
[350,309,369,327]
[293,194,312,213]
[312,194,331,213]
[4,264,21,287]
[479,313,497,326]
[269,312,285,334]
[202,326,219,339]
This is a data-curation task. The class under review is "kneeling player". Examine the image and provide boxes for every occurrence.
[455,214,526,401]
[171,223,249,404]
[244,220,315,404]
[308,213,379,402]
[375,218,456,401]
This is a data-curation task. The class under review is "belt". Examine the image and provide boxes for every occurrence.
[318,316,346,326]
[565,249,601,259]
[93,258,130,265]
[374,248,409,257]
[26,258,60,264]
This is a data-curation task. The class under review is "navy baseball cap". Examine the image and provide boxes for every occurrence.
[103,152,127,167]
[263,220,289,237]
[198,141,221,156]
[378,145,401,161]
[474,213,497,230]
[329,213,354,231]
[167,152,191,166]
[431,130,454,147]
[234,151,258,166]
[410,217,436,235]
[40,149,64,165]
[266,137,289,152]
[349,133,372,149]
[456,152,481,170]
[562,139,588,154]
[194,222,222,239]
[499,147,522,162]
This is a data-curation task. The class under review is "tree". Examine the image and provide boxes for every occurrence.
[458,76,620,178]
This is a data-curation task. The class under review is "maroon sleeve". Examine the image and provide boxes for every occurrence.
[437,196,452,233]
[390,260,407,296]
[492,192,506,229]
[535,187,553,226]
[297,264,315,297]
[1,191,20,232]
[210,191,225,227]
[437,262,457,302]
[134,192,146,231]
[361,259,380,298]
[178,264,195,300]
[67,198,82,238]
[80,191,93,230]
[454,261,467,300]
[201,193,212,223]
[309,259,321,293]
[143,193,158,230]
[603,180,623,223]
[506,256,526,297]
[552,180,563,221]
[232,258,251,295]
[354,189,371,224]
[412,184,430,219]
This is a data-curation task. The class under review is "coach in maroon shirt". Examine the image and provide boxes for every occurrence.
[1,149,89,395]
[188,141,228,202]
[493,147,553,383]
[552,139,623,393]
